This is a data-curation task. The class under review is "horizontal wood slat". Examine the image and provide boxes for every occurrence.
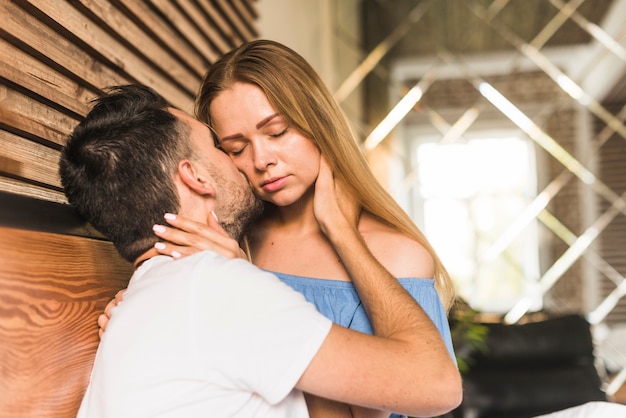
[73,0,203,92]
[150,0,221,65]
[0,177,66,202]
[175,0,235,56]
[117,0,211,76]
[0,129,61,189]
[1,0,128,93]
[0,0,258,201]
[0,3,258,416]
[197,0,247,47]
[22,0,193,110]
[211,0,257,41]
[0,38,91,118]
[0,85,78,148]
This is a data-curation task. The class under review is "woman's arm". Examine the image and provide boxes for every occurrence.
[303,157,462,416]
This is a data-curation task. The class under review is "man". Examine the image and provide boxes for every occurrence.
[60,84,461,418]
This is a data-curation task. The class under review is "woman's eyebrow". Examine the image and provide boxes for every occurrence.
[256,113,280,129]
[220,132,243,142]
[220,113,282,142]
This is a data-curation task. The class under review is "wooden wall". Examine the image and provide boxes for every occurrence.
[0,0,258,205]
[0,2,258,416]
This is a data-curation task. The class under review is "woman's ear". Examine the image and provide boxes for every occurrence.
[178,160,216,196]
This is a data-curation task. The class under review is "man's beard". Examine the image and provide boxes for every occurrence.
[220,192,263,242]
[211,168,264,242]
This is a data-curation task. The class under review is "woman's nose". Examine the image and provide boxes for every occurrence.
[252,141,277,170]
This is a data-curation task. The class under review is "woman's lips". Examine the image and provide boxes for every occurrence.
[261,176,287,192]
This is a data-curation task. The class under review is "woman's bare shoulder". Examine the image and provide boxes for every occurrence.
[358,213,435,279]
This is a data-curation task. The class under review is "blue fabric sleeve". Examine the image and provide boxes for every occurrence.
[270,273,456,418]
[270,272,457,363]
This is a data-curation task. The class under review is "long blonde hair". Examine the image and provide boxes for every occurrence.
[196,39,455,311]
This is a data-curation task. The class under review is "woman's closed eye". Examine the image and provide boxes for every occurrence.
[269,127,288,138]
[228,146,245,156]
[220,141,246,156]
[220,126,288,157]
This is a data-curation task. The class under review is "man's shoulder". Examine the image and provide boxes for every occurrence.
[189,250,260,272]
[181,251,282,287]
[138,252,259,283]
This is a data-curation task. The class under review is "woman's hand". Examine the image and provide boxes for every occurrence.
[98,288,125,339]
[153,213,247,260]
[313,156,361,237]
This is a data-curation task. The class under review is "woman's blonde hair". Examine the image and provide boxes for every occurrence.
[196,39,455,311]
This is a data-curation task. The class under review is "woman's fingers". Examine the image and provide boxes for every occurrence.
[152,213,245,260]
[314,156,360,233]
[114,288,125,302]
[99,289,125,339]
[104,290,123,317]
[98,313,109,339]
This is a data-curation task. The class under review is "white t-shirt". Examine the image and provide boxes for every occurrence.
[77,252,332,418]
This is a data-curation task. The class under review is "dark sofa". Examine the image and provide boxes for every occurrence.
[452,314,607,418]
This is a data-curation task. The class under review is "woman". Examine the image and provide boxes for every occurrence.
[105,40,458,418]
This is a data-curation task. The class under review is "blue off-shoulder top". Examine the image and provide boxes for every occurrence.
[270,272,456,360]
[270,272,457,418]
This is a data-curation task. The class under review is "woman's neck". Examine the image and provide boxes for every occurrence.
[263,187,318,234]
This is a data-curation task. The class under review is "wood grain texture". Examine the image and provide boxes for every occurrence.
[0,129,62,188]
[1,0,129,92]
[0,0,258,200]
[0,177,66,204]
[0,226,133,418]
[0,0,258,409]
[22,0,192,110]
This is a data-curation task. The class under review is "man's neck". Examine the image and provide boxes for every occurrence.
[133,247,161,270]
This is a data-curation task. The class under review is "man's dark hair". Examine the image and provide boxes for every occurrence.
[59,85,193,262]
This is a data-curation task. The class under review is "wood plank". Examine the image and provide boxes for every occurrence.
[149,0,221,63]
[232,0,258,33]
[0,226,132,418]
[175,0,235,55]
[197,0,245,48]
[211,0,257,41]
[0,190,100,238]
[238,0,259,20]
[0,177,66,204]
[0,129,62,189]
[19,0,195,112]
[0,38,93,118]
[73,0,202,92]
[1,0,128,93]
[0,85,79,147]
[116,0,210,76]
[0,1,261,414]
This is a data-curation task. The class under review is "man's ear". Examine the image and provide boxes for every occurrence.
[178,160,216,196]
